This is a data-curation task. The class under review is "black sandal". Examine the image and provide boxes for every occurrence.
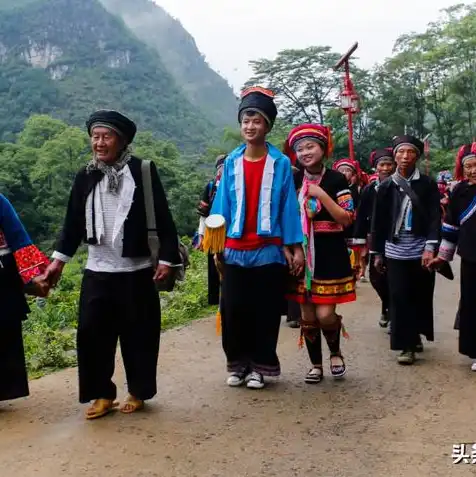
[305,366,323,384]
[330,354,346,378]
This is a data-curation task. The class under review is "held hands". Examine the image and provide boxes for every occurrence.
[43,259,65,288]
[421,250,435,270]
[25,276,51,298]
[284,245,305,277]
[427,255,447,271]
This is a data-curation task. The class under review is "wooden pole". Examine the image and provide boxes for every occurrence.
[423,133,431,175]
[344,61,356,161]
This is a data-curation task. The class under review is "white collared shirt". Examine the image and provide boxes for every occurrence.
[85,166,152,273]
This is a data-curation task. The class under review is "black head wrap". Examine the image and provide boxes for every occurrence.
[392,135,424,158]
[369,147,394,169]
[238,87,278,129]
[86,110,137,144]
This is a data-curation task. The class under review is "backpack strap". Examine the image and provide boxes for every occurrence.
[141,160,160,262]
[393,173,425,221]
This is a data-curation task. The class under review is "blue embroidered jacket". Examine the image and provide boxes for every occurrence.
[210,143,303,267]
[439,181,476,262]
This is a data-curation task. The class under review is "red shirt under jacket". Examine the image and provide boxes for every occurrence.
[226,156,282,251]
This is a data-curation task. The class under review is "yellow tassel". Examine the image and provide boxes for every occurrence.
[349,249,356,269]
[298,330,304,349]
[203,225,226,254]
[216,309,222,336]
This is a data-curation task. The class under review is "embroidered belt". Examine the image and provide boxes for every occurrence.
[313,221,343,233]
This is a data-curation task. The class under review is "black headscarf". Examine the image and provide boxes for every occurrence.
[86,110,137,145]
[238,87,278,129]
[85,110,137,193]
[392,135,424,158]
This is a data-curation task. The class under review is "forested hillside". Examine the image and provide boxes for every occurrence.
[0,115,209,245]
[99,0,238,128]
[0,0,217,149]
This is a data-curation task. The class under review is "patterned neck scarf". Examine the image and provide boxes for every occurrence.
[86,148,132,194]
[299,167,326,291]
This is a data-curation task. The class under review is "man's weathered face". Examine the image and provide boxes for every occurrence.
[376,159,396,180]
[240,111,268,144]
[91,126,125,163]
[395,145,419,172]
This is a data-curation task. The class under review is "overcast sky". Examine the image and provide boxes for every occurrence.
[154,0,469,92]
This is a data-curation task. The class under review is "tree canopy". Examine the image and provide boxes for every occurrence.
[244,4,476,173]
[0,115,209,246]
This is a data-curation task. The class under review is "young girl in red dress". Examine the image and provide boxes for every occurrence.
[286,124,356,383]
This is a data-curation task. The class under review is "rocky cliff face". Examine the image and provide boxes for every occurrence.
[0,0,221,149]
[99,0,238,128]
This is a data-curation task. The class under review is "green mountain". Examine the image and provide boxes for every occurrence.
[99,0,238,128]
[0,0,223,149]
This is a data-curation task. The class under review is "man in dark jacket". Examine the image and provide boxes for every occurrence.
[44,110,180,418]
[354,148,395,329]
[371,135,441,365]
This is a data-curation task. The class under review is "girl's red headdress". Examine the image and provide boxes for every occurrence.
[332,157,361,176]
[283,124,333,166]
[455,143,476,181]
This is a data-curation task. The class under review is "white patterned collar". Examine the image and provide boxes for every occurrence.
[393,168,420,183]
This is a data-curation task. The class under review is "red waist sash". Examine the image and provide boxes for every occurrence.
[313,221,343,233]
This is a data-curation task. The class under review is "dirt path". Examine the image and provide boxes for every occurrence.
[1,267,475,477]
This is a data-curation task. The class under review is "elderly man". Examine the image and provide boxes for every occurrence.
[372,135,441,365]
[44,110,180,419]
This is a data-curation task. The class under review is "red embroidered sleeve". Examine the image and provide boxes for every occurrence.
[13,245,50,284]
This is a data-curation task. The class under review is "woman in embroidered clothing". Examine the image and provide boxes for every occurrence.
[332,158,365,281]
[0,194,49,402]
[210,87,303,390]
[333,158,362,210]
[286,124,355,384]
[431,144,476,370]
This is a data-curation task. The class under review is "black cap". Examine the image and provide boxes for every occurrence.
[86,110,137,144]
[369,147,394,168]
[392,135,424,157]
[238,87,278,129]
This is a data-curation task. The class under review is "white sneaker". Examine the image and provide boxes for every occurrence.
[471,362,476,372]
[245,371,265,389]
[226,372,246,387]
